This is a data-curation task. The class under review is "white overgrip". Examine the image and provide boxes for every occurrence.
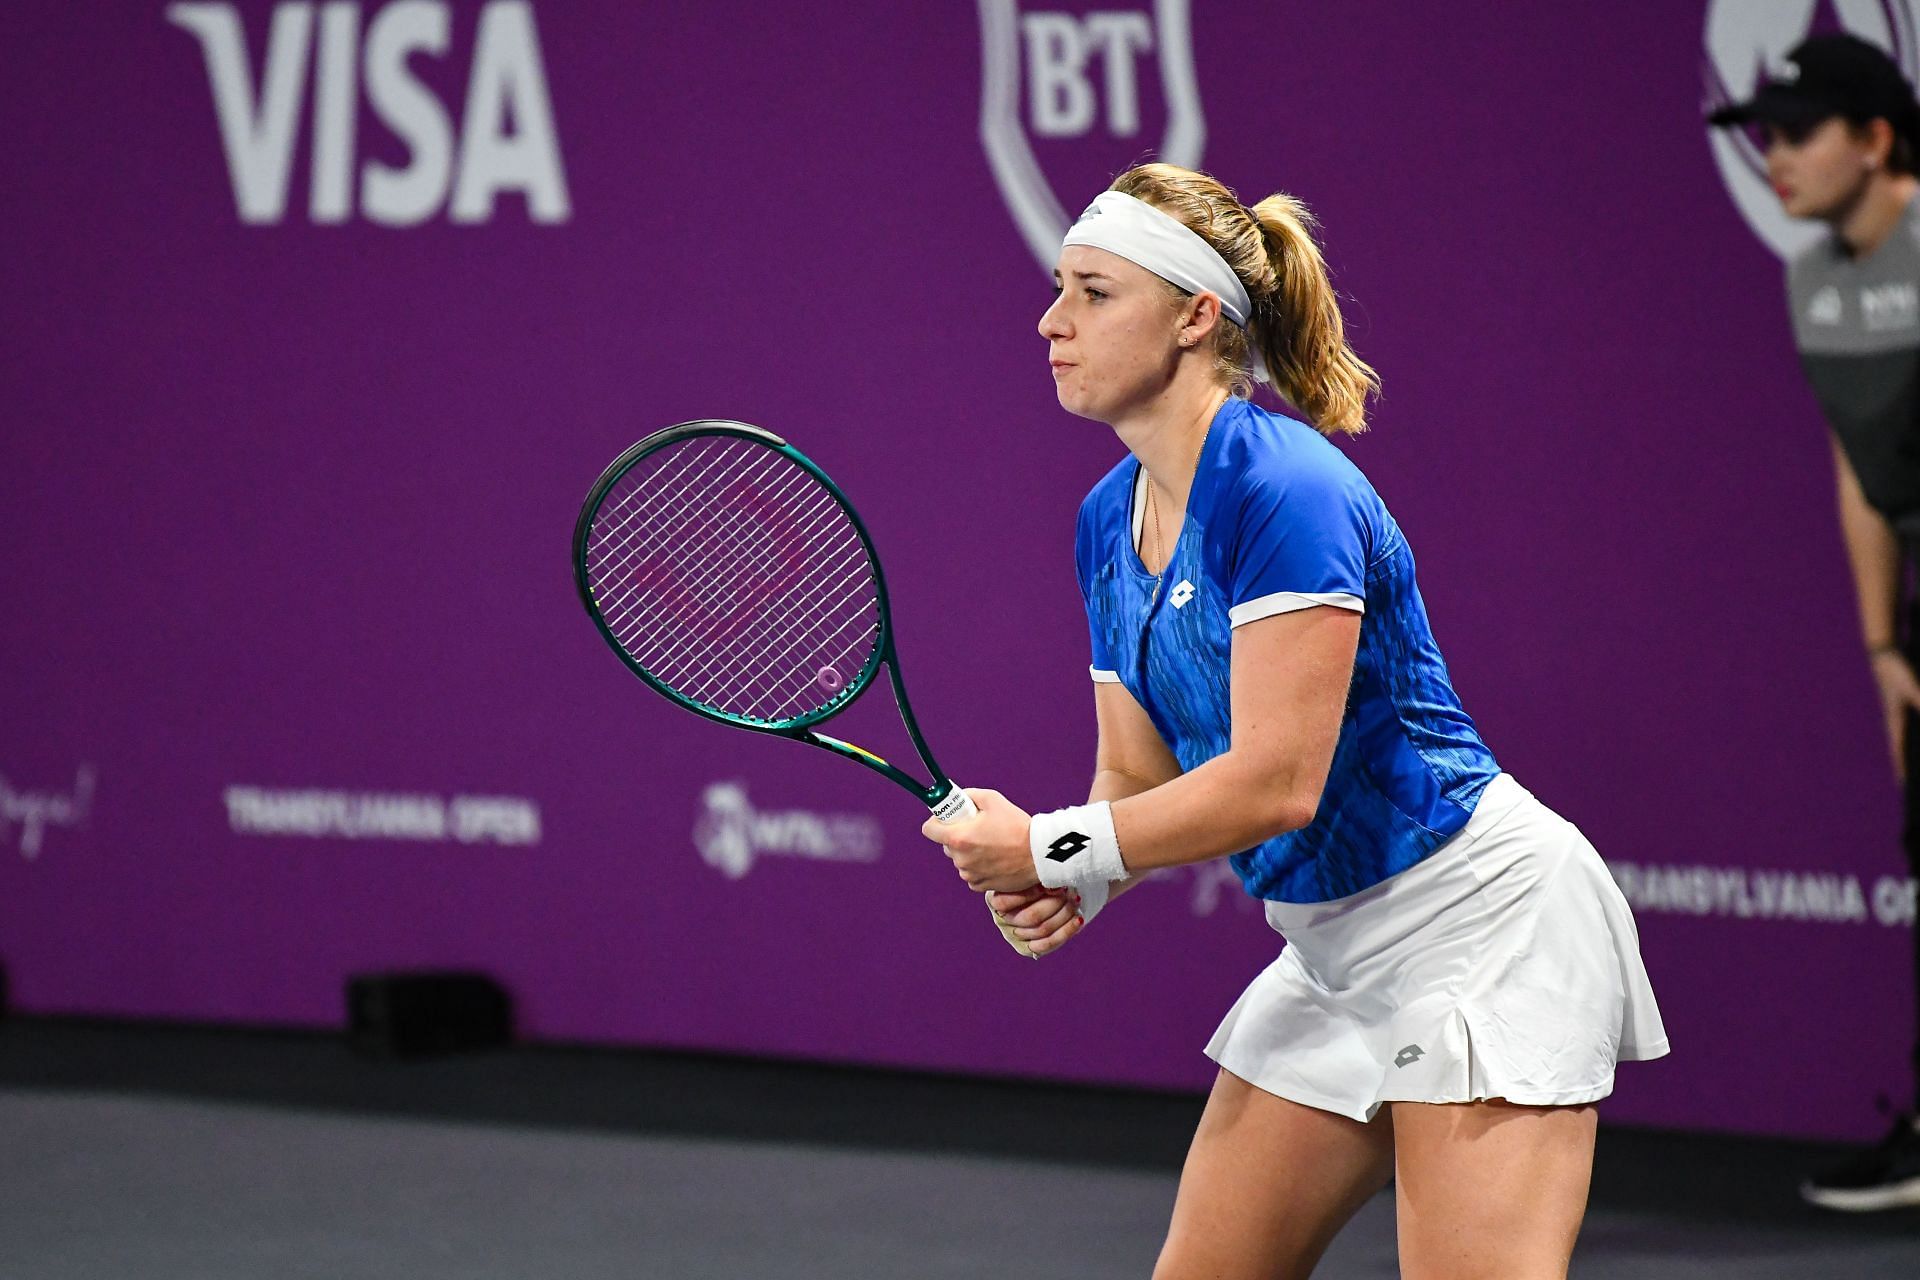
[929,785,978,823]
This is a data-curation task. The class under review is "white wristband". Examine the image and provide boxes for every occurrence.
[1029,802,1127,894]
[1073,876,1111,925]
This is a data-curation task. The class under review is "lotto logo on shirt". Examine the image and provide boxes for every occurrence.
[979,0,1205,271]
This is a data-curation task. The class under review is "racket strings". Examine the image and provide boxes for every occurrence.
[646,510,877,719]
[588,436,745,559]
[584,435,881,723]
[591,458,785,648]
[738,554,879,714]
[590,445,809,631]
[687,528,879,716]
[713,549,873,714]
[594,457,820,643]
[679,523,873,705]
[630,475,847,670]
[589,439,775,593]
[603,465,849,678]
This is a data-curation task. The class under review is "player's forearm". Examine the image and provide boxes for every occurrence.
[1107,749,1314,874]
[1840,510,1901,649]
[1088,766,1162,899]
[1833,439,1903,649]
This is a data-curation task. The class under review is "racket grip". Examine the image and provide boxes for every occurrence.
[931,784,1039,960]
[929,785,978,823]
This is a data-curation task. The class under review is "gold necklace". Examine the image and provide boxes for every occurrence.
[1146,477,1164,573]
[1145,477,1169,607]
[1144,414,1213,607]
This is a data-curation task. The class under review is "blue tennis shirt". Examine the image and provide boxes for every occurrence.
[1075,397,1499,903]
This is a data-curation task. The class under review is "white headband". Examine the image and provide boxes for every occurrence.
[1061,191,1253,328]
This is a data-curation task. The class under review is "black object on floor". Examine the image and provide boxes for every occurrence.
[346,971,513,1058]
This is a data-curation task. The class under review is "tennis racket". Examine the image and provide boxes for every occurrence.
[573,419,1041,958]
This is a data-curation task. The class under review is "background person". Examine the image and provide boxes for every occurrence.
[1711,33,1920,1213]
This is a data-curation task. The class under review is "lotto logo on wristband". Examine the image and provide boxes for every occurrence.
[1046,830,1091,861]
[1031,802,1125,891]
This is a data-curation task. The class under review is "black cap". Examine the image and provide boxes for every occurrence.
[1708,34,1920,143]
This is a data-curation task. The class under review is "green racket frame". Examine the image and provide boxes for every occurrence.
[572,419,970,819]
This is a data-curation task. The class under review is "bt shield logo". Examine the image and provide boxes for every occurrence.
[979,0,1206,271]
[1702,2,1920,259]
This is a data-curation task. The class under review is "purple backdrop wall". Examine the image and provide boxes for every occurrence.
[3,1,1912,1142]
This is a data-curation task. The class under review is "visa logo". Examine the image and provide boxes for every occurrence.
[168,1,570,225]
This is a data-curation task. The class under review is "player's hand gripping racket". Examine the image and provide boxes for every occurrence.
[573,419,1041,957]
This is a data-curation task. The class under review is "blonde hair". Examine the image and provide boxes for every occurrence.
[1109,163,1379,436]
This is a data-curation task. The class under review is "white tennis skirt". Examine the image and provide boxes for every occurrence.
[1205,774,1669,1121]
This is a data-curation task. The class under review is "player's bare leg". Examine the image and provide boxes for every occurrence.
[1153,1067,1394,1280]
[1392,1099,1597,1279]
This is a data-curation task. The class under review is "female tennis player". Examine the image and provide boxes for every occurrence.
[921,163,1668,1278]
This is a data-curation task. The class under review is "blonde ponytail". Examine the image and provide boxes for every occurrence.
[1245,194,1379,436]
[1108,164,1379,436]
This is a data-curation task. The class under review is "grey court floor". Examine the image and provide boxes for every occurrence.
[4,1088,1919,1279]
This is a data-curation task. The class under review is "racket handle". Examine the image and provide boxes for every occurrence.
[929,786,979,823]
[930,784,1039,960]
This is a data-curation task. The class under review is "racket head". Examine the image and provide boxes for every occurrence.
[573,420,894,734]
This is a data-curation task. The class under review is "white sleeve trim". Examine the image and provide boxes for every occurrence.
[1089,666,1122,683]
[1228,591,1365,627]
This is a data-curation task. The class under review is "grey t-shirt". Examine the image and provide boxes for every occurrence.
[1789,194,1920,529]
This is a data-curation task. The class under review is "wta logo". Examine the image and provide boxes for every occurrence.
[978,0,1205,271]
[694,782,881,880]
[1702,1,1920,259]
[168,0,569,225]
